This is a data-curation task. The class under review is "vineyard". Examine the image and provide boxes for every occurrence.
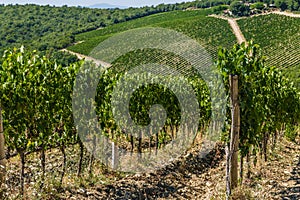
[68,8,236,57]
[1,42,299,199]
[0,4,300,200]
[237,14,300,70]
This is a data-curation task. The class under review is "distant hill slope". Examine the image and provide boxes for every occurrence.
[237,14,300,87]
[68,8,300,87]
[89,3,128,9]
[0,4,160,53]
[67,8,236,58]
[0,2,200,55]
[238,14,300,69]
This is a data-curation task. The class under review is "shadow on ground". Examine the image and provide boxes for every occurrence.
[280,154,300,200]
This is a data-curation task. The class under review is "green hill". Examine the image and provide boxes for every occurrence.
[1,4,300,199]
[67,8,236,58]
[237,14,300,87]
[237,14,300,69]
[68,10,300,87]
[0,3,201,54]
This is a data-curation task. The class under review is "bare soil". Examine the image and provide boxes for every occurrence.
[3,136,299,199]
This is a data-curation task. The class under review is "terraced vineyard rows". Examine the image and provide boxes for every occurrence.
[74,9,215,41]
[237,14,300,69]
[152,16,236,58]
[68,9,236,58]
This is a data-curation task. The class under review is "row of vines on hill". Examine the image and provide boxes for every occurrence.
[237,14,300,69]
[69,10,236,57]
[72,48,214,170]
[217,41,300,196]
[0,47,80,193]
[0,41,299,196]
[0,47,214,194]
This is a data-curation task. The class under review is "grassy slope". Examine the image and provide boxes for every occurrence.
[67,9,237,58]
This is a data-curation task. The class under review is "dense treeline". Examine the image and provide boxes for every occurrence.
[229,0,300,17]
[0,2,229,54]
[0,4,162,52]
[0,2,226,66]
[0,4,169,65]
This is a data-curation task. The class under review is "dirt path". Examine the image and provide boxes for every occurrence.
[4,134,299,199]
[54,138,299,199]
[272,10,300,18]
[61,49,111,68]
[227,18,247,44]
[209,15,246,44]
[74,143,226,199]
[209,10,300,45]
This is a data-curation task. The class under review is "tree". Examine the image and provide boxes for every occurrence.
[230,1,251,16]
[275,0,288,11]
[251,2,266,10]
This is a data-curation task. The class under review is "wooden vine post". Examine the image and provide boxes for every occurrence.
[111,130,119,170]
[226,75,240,198]
[0,105,6,188]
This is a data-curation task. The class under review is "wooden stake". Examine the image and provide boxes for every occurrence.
[226,75,240,198]
[111,130,119,170]
[0,105,6,189]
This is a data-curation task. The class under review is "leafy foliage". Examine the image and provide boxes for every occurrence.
[94,49,212,137]
[0,2,232,56]
[0,3,190,54]
[217,41,300,157]
[0,46,80,154]
[230,1,250,17]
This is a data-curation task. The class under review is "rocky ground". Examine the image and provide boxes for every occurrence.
[2,136,300,199]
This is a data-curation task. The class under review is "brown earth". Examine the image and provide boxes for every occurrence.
[2,136,300,199]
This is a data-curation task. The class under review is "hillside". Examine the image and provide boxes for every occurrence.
[0,4,164,52]
[69,10,300,66]
[0,3,199,55]
[0,1,230,56]
[0,2,299,200]
[238,14,300,70]
[67,8,236,57]
[69,9,300,88]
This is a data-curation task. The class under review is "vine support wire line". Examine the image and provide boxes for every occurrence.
[226,75,240,199]
[0,105,6,189]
